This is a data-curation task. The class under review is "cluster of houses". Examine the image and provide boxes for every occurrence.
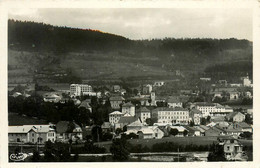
[8,121,83,144]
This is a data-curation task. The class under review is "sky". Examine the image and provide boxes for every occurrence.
[8,8,252,41]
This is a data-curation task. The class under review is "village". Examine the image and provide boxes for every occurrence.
[8,73,253,162]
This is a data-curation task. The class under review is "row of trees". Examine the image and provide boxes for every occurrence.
[8,95,91,126]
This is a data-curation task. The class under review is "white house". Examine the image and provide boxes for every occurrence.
[70,84,93,96]
[153,81,165,87]
[8,125,56,144]
[136,107,151,123]
[122,102,135,116]
[153,107,189,125]
[109,111,124,125]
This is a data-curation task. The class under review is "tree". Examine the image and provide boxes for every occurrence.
[146,118,157,126]
[110,137,129,161]
[183,130,188,136]
[189,121,195,127]
[31,150,40,162]
[201,118,207,125]
[170,128,179,136]
[245,114,253,125]
[115,128,123,135]
[206,116,211,123]
[208,144,226,161]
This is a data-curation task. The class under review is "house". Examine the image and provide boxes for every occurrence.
[154,96,167,104]
[206,122,217,127]
[189,109,202,125]
[116,116,140,129]
[237,122,252,133]
[242,74,252,87]
[167,126,188,137]
[216,121,230,130]
[113,85,121,92]
[127,119,144,131]
[149,126,164,139]
[142,84,153,94]
[43,92,62,103]
[183,126,201,136]
[194,102,229,117]
[226,112,245,122]
[179,89,192,95]
[110,96,125,109]
[8,125,56,144]
[194,126,206,136]
[11,92,22,97]
[109,111,124,125]
[136,106,151,123]
[224,105,233,113]
[218,137,246,161]
[137,126,164,139]
[166,96,183,108]
[153,81,165,87]
[120,89,126,95]
[204,126,225,136]
[79,100,92,112]
[70,84,93,96]
[200,78,211,81]
[101,122,112,133]
[137,127,155,139]
[225,122,252,135]
[56,121,83,142]
[153,107,189,125]
[229,91,239,100]
[122,102,135,116]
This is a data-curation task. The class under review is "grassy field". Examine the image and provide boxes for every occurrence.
[8,113,48,126]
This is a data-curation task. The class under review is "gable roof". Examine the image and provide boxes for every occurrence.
[122,102,135,107]
[137,106,150,113]
[79,100,91,108]
[109,111,123,115]
[56,121,69,133]
[154,107,188,111]
[195,102,215,106]
[8,125,52,133]
[138,127,154,134]
[166,96,181,103]
[226,112,245,119]
[110,96,125,101]
[118,116,138,124]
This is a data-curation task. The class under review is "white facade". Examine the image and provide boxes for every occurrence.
[156,108,189,124]
[168,102,183,108]
[154,81,165,87]
[122,103,135,116]
[195,103,230,117]
[70,84,93,96]
[109,111,123,125]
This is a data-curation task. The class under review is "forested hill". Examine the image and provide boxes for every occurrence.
[8,19,132,53]
[8,19,252,83]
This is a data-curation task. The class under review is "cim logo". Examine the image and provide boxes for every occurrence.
[10,153,27,161]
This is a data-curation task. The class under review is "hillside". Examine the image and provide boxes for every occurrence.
[8,20,253,84]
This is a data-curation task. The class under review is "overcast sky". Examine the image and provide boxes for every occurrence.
[8,8,252,41]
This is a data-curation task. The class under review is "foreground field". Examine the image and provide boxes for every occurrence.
[8,113,48,126]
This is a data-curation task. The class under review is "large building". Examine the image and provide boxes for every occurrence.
[70,84,93,96]
[166,96,183,108]
[136,106,151,123]
[194,102,232,117]
[8,125,56,144]
[109,111,124,125]
[122,102,135,116]
[152,107,189,124]
[110,96,125,109]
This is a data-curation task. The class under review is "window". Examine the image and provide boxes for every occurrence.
[227,146,230,151]
[32,133,34,137]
